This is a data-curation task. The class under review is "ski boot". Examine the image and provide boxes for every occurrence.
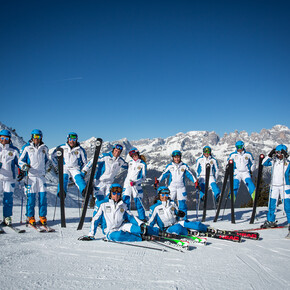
[27,216,36,226]
[3,216,12,226]
[260,220,278,229]
[39,216,47,226]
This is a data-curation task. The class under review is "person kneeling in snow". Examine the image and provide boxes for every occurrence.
[147,186,207,236]
[83,183,148,242]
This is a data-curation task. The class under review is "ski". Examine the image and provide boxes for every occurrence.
[207,228,259,240]
[103,238,167,252]
[214,163,230,222]
[26,223,46,232]
[188,229,242,243]
[161,232,207,245]
[57,147,66,228]
[39,224,56,232]
[5,225,26,233]
[145,235,190,251]
[238,225,288,232]
[77,138,103,230]
[250,154,265,224]
[202,163,211,222]
[0,225,5,234]
[229,159,235,223]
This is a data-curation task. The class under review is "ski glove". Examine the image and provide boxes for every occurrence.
[130,181,135,186]
[195,180,200,189]
[281,149,289,158]
[176,210,186,218]
[268,149,276,158]
[153,177,159,190]
[17,170,25,182]
[22,164,30,172]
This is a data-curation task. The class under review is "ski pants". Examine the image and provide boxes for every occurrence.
[198,176,221,201]
[25,175,47,218]
[0,179,15,218]
[58,168,86,197]
[232,171,255,198]
[166,221,208,235]
[168,184,188,220]
[123,184,146,220]
[267,185,290,223]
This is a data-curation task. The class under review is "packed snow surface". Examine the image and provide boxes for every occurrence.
[0,206,289,290]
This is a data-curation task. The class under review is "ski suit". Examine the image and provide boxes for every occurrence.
[262,156,290,224]
[0,142,19,218]
[157,162,196,219]
[82,151,128,203]
[148,200,207,235]
[19,142,50,218]
[195,155,220,201]
[51,142,87,196]
[88,198,144,242]
[227,150,256,198]
[122,158,147,220]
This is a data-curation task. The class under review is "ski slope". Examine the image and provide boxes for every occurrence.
[0,206,289,290]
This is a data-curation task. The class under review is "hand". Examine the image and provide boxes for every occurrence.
[281,149,289,158]
[130,181,135,187]
[22,164,30,172]
[268,149,276,158]
[54,166,59,174]
[17,170,25,182]
[153,177,159,190]
[176,210,186,218]
[195,180,200,189]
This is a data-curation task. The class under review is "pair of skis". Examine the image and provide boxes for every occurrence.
[56,138,103,229]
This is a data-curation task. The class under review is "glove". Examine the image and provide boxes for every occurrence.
[130,181,135,186]
[54,166,59,174]
[22,164,30,172]
[17,170,25,182]
[153,178,159,190]
[268,149,276,158]
[281,149,289,158]
[195,180,200,189]
[176,210,186,218]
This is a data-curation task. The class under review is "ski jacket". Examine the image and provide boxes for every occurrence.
[0,142,19,180]
[82,151,127,183]
[158,162,196,186]
[148,200,179,230]
[19,142,50,177]
[51,143,87,171]
[262,156,290,186]
[228,150,255,173]
[195,155,219,179]
[124,158,146,186]
[93,198,141,234]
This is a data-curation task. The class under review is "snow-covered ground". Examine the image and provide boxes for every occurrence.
[0,206,289,290]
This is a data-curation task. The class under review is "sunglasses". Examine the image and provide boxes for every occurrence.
[33,134,41,139]
[111,191,122,196]
[0,137,10,141]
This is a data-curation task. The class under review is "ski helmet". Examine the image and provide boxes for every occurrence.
[129,147,139,157]
[109,183,123,197]
[235,141,244,150]
[112,144,123,152]
[203,146,212,154]
[31,129,43,139]
[157,186,170,196]
[172,150,182,157]
[67,132,78,140]
[275,144,287,153]
[0,129,11,138]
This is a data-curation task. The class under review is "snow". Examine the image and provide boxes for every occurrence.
[1,206,289,289]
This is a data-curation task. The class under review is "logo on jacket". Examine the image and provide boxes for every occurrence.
[105,206,111,213]
[75,151,79,155]
[42,150,46,154]
[8,152,13,156]
[137,166,142,170]
[245,157,248,160]
[171,206,175,211]
[120,208,125,213]
[181,168,185,172]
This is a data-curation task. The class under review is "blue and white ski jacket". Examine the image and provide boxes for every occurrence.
[195,155,219,179]
[262,156,290,186]
[82,151,127,183]
[148,200,179,230]
[158,162,196,186]
[0,142,19,180]
[124,158,146,186]
[19,142,50,177]
[228,150,255,173]
[51,142,87,171]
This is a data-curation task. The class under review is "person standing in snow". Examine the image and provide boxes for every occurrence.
[0,130,19,226]
[51,132,87,198]
[227,141,256,200]
[147,186,208,235]
[18,129,51,226]
[195,146,221,204]
[82,144,128,211]
[83,184,147,242]
[122,147,147,221]
[154,150,197,220]
[261,145,290,237]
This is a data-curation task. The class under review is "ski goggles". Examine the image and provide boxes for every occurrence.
[68,138,77,141]
[32,134,42,139]
[110,187,122,194]
[111,191,122,196]
[236,145,243,149]
[203,149,211,154]
[114,144,123,151]
[172,152,181,157]
[129,150,138,157]
[161,193,170,197]
[0,136,10,141]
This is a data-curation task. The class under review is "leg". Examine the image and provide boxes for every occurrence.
[177,186,187,220]
[122,186,132,210]
[182,220,208,232]
[38,177,47,218]
[166,223,188,235]
[74,172,87,195]
[107,230,142,242]
[3,181,15,218]
[283,186,290,224]
[267,186,280,222]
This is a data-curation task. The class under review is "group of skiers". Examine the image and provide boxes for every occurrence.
[0,128,289,241]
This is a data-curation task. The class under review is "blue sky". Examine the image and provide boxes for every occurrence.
[1,0,289,148]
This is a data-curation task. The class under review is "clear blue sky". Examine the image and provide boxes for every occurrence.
[1,0,289,148]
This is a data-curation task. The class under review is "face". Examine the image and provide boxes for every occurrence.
[33,138,41,145]
[112,148,122,158]
[111,192,121,202]
[160,193,170,202]
[131,153,139,161]
[276,152,283,160]
[203,152,210,158]
[173,155,181,163]
[68,138,77,148]
[0,136,10,145]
